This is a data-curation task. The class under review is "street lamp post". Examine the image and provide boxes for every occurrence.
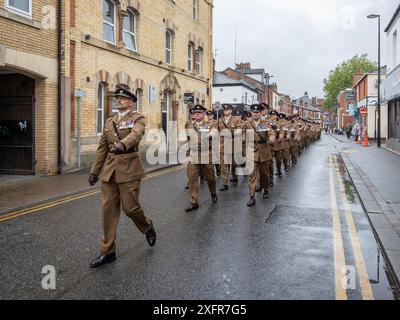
[368,14,381,148]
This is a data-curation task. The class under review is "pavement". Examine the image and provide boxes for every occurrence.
[331,134,400,288]
[0,155,177,215]
[1,134,399,300]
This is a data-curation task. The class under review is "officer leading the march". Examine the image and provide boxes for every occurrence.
[88,84,156,268]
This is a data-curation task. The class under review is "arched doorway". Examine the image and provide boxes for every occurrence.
[160,72,181,144]
[0,69,35,175]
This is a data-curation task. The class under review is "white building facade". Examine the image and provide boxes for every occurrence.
[383,4,400,151]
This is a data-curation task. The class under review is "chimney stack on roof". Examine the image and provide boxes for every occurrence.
[236,62,252,70]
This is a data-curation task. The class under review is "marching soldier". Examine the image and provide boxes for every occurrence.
[88,84,156,268]
[269,110,284,179]
[280,113,291,173]
[185,108,196,190]
[185,105,218,212]
[288,116,301,167]
[218,104,242,191]
[260,103,270,121]
[207,110,221,177]
[243,104,275,206]
[206,110,216,125]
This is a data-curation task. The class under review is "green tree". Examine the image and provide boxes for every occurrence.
[323,54,376,110]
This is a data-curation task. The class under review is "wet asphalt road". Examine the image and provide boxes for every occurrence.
[0,134,398,300]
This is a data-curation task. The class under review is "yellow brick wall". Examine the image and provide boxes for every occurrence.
[0,0,58,60]
[66,0,214,158]
[0,0,59,175]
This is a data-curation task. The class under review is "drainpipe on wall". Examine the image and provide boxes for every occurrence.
[57,0,62,175]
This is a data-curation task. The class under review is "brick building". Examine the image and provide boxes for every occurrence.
[0,0,58,175]
[1,0,214,175]
[336,89,355,130]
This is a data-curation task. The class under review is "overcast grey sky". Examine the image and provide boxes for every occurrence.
[213,0,399,99]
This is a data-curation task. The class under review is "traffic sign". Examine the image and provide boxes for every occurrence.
[360,108,368,116]
[213,101,222,112]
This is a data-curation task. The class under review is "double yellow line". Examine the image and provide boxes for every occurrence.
[0,165,185,223]
[329,155,374,300]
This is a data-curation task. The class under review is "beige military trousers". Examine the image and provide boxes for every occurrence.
[188,163,216,205]
[248,161,271,197]
[100,174,151,255]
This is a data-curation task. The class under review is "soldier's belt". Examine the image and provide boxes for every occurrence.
[126,146,139,153]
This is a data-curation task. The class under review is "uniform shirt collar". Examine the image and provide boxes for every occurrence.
[118,109,131,121]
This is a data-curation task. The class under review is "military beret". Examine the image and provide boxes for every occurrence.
[223,104,234,110]
[232,110,242,117]
[193,104,207,112]
[114,84,137,102]
[250,104,262,112]
[269,110,279,116]
[279,113,287,119]
[246,111,252,118]
[260,103,270,110]
[189,108,195,115]
[206,110,215,116]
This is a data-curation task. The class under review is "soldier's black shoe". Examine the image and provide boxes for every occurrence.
[255,187,261,193]
[284,168,289,173]
[216,169,221,176]
[211,194,218,203]
[263,190,269,199]
[90,252,116,268]
[185,204,199,212]
[232,180,239,187]
[278,173,283,179]
[185,185,189,190]
[219,185,229,192]
[247,197,256,207]
[200,178,205,185]
[146,220,156,247]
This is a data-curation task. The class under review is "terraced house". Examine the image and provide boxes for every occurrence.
[0,0,214,175]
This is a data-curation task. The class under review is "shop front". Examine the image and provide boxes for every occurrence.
[383,67,400,151]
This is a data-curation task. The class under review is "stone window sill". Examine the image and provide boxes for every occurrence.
[0,7,41,29]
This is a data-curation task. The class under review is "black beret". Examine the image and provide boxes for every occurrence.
[193,104,207,112]
[279,113,287,119]
[114,84,137,102]
[246,111,252,118]
[223,104,234,110]
[269,110,279,116]
[206,110,215,116]
[260,103,270,110]
[250,104,262,112]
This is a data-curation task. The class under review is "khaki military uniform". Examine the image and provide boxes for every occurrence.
[90,111,151,256]
[281,120,291,171]
[217,116,242,186]
[186,121,218,205]
[289,122,301,166]
[244,119,275,197]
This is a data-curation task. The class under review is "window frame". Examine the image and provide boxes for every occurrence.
[165,30,173,65]
[195,47,203,74]
[188,42,194,72]
[123,9,138,52]
[134,89,141,113]
[192,0,198,20]
[6,0,32,18]
[97,82,106,135]
[103,0,117,45]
